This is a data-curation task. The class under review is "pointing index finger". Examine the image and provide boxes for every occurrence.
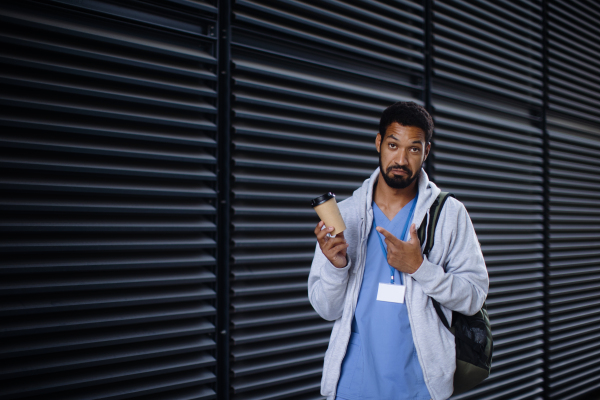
[375,226,399,243]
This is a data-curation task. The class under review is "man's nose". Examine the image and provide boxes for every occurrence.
[395,149,409,166]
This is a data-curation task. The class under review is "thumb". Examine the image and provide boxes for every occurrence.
[409,223,419,243]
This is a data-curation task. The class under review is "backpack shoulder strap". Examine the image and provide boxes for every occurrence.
[418,192,455,256]
[417,191,455,331]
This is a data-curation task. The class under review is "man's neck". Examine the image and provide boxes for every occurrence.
[373,174,418,220]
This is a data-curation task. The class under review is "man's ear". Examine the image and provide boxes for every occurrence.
[375,132,381,153]
[423,141,431,161]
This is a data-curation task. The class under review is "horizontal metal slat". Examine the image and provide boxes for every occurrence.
[231,309,318,329]
[434,57,542,94]
[232,365,321,394]
[492,338,543,361]
[235,97,376,127]
[435,13,540,58]
[550,0,600,41]
[234,109,372,137]
[257,0,423,42]
[232,266,308,280]
[0,198,215,215]
[315,0,422,30]
[435,103,541,134]
[550,334,600,361]
[232,56,419,97]
[0,253,216,275]
[435,140,541,165]
[453,377,543,400]
[0,302,215,338]
[0,139,215,165]
[438,0,541,41]
[436,173,542,193]
[0,158,215,182]
[27,371,216,400]
[0,9,216,62]
[1,285,215,316]
[0,319,214,359]
[0,54,215,97]
[232,377,321,400]
[47,0,217,35]
[0,97,216,130]
[493,330,544,352]
[232,335,329,362]
[235,0,423,68]
[233,125,372,151]
[231,321,333,345]
[0,335,214,379]
[232,295,310,313]
[0,218,216,232]
[234,75,383,112]
[0,33,215,82]
[436,163,541,185]
[232,349,324,378]
[434,37,541,78]
[434,70,542,104]
[233,140,376,165]
[1,236,215,253]
[2,74,214,112]
[0,354,215,399]
[233,173,362,191]
[486,292,544,309]
[2,272,216,294]
[435,116,542,144]
[232,280,308,297]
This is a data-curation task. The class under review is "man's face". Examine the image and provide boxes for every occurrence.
[375,122,430,189]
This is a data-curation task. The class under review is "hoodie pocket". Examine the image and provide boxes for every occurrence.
[337,332,363,392]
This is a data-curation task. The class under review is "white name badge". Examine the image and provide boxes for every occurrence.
[376,283,406,303]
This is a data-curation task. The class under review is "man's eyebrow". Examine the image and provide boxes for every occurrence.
[386,134,399,141]
[412,140,423,144]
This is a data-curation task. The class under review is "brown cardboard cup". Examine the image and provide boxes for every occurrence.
[311,192,346,236]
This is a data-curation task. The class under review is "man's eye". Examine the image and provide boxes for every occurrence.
[389,143,396,148]
[411,147,420,152]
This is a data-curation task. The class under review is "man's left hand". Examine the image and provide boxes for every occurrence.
[376,223,424,274]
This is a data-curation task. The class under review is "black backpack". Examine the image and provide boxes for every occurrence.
[417,192,493,395]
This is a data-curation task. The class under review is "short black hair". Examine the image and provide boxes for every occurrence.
[378,101,434,144]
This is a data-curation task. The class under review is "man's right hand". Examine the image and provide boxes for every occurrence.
[314,221,349,269]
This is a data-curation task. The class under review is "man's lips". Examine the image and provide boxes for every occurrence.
[390,169,409,175]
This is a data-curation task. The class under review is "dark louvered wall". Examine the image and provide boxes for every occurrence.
[547,1,600,399]
[229,1,424,398]
[432,1,545,399]
[0,0,218,399]
[2,1,600,400]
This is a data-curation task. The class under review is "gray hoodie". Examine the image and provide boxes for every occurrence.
[308,167,489,400]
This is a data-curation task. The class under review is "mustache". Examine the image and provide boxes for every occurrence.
[386,166,411,175]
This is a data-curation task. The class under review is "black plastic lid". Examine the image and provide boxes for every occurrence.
[311,192,335,208]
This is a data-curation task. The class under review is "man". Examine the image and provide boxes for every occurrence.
[308,101,489,400]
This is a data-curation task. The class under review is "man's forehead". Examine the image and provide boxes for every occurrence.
[384,123,426,142]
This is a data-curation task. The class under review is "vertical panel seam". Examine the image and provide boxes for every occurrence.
[542,1,551,399]
[217,1,232,399]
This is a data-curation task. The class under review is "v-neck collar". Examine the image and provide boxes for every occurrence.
[372,197,416,226]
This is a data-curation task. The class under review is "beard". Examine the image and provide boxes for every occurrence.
[378,153,421,189]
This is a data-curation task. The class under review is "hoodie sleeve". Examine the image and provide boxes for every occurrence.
[307,195,359,322]
[307,240,352,321]
[409,199,489,316]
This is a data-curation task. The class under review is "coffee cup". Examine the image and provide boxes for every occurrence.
[311,192,346,236]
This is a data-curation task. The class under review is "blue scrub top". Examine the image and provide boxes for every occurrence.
[335,198,431,400]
